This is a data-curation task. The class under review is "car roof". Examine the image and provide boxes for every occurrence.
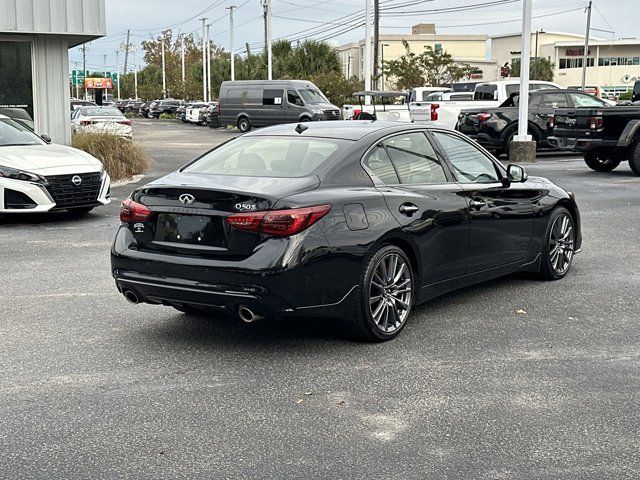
[244,120,422,141]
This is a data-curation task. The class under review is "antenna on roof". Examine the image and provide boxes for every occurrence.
[295,123,308,134]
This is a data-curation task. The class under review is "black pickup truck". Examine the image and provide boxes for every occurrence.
[548,105,640,175]
[456,89,610,158]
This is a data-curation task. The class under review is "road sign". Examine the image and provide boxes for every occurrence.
[70,69,88,86]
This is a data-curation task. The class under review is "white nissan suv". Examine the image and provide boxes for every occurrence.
[0,114,110,214]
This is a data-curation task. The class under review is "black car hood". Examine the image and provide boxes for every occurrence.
[145,170,320,199]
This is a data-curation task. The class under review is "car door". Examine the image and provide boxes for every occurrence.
[535,92,569,141]
[262,88,285,125]
[430,130,536,273]
[363,131,469,285]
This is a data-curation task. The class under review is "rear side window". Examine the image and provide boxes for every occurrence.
[183,136,346,178]
[569,93,606,107]
[364,145,400,185]
[539,93,569,109]
[263,89,283,105]
[382,132,448,184]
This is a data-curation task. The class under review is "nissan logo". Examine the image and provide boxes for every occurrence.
[71,175,82,186]
[179,193,196,205]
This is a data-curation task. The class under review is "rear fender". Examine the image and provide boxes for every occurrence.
[616,119,640,147]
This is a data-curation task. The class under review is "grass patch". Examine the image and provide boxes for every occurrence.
[159,113,175,120]
[71,132,150,181]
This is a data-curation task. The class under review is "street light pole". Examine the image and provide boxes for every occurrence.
[381,43,389,90]
[200,18,207,100]
[581,0,592,90]
[132,45,138,99]
[515,0,532,142]
[206,24,212,101]
[262,0,272,80]
[227,6,236,82]
[74,61,80,99]
[103,54,108,100]
[115,50,121,100]
[181,34,186,84]
[364,0,372,104]
[534,30,539,80]
[161,37,167,98]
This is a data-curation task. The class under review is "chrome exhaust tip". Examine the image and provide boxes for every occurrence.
[123,289,140,304]
[238,305,263,323]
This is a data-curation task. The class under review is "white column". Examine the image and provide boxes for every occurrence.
[228,6,236,82]
[206,24,211,101]
[161,37,166,98]
[115,50,121,100]
[364,0,372,105]
[181,35,186,84]
[515,0,532,141]
[200,18,207,100]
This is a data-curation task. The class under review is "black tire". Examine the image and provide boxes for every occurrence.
[539,207,576,280]
[299,116,311,122]
[583,149,621,172]
[345,245,415,342]
[237,117,251,133]
[629,140,640,176]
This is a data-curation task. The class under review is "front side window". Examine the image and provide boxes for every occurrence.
[287,90,304,106]
[382,132,447,184]
[0,118,44,146]
[569,93,607,107]
[432,131,500,183]
[183,136,346,178]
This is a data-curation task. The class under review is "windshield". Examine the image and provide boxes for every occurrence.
[0,118,44,146]
[298,89,328,104]
[182,136,347,178]
[83,107,123,117]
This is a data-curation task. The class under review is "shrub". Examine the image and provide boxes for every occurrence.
[124,111,138,119]
[71,132,150,181]
[619,91,632,101]
[159,113,175,120]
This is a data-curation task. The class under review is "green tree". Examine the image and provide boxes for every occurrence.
[381,40,475,89]
[308,73,364,107]
[509,57,555,82]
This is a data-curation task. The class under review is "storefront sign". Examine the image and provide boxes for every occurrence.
[565,48,591,56]
[84,77,113,89]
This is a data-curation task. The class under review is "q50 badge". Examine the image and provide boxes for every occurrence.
[235,202,257,211]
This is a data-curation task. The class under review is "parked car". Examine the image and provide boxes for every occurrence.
[0,115,110,214]
[633,79,640,103]
[176,103,190,123]
[548,102,640,175]
[111,121,581,341]
[219,80,341,132]
[185,102,210,125]
[148,99,184,118]
[424,91,474,102]
[205,103,221,128]
[138,101,153,118]
[456,89,611,157]
[409,80,562,128]
[125,100,144,113]
[71,106,133,139]
[70,99,97,113]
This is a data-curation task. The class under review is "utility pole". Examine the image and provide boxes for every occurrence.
[534,30,539,80]
[123,29,131,74]
[581,0,592,90]
[161,37,167,98]
[364,0,372,104]
[181,35,186,84]
[206,24,212,101]
[103,54,108,100]
[81,45,87,99]
[200,18,207,100]
[262,0,272,80]
[246,42,251,77]
[227,6,236,82]
[373,0,380,89]
[132,44,138,99]
[262,0,268,55]
[115,50,121,100]
[74,61,80,99]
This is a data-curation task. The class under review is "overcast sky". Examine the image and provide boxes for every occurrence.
[70,0,637,71]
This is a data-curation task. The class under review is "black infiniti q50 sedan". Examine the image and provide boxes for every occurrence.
[111,121,581,341]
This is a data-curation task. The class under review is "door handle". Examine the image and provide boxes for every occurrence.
[469,199,486,209]
[399,203,419,216]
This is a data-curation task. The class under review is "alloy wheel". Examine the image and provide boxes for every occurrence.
[549,213,575,275]
[368,252,412,334]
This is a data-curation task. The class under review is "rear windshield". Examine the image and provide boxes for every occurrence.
[83,107,123,116]
[182,136,347,177]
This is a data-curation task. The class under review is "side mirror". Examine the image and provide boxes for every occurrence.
[40,134,52,144]
[507,163,528,183]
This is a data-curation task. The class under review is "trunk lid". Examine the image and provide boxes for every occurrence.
[553,107,599,137]
[129,172,320,258]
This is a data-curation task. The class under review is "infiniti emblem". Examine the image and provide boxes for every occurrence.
[71,175,82,186]
[179,193,196,205]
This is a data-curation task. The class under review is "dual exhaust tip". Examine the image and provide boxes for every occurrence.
[122,290,263,324]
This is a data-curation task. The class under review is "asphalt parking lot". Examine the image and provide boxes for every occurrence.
[1,119,639,479]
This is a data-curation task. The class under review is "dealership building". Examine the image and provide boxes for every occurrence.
[0,0,106,144]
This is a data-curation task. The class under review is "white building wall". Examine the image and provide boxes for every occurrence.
[32,35,71,144]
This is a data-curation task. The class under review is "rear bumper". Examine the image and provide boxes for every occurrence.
[110,225,358,318]
[547,136,615,151]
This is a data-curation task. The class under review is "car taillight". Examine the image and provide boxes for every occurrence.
[119,119,132,126]
[430,103,439,122]
[226,205,331,237]
[120,198,152,222]
[548,114,555,128]
[477,112,492,122]
[588,115,603,130]
[80,120,93,126]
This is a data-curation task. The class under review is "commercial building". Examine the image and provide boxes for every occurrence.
[336,24,496,89]
[0,0,106,144]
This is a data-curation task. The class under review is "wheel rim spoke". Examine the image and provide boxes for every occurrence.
[549,213,574,274]
[369,252,412,333]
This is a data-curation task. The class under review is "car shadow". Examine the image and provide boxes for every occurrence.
[136,272,543,351]
[0,210,98,226]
